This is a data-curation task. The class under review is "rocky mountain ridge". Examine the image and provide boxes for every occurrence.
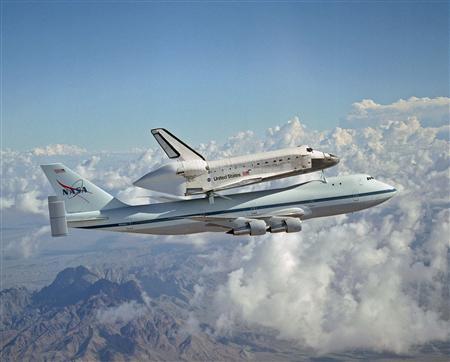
[1,265,243,361]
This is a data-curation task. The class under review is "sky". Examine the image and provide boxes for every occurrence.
[2,1,449,151]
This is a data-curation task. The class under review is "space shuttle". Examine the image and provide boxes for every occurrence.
[133,128,340,198]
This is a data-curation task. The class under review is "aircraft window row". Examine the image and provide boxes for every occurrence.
[331,182,343,186]
[366,176,374,180]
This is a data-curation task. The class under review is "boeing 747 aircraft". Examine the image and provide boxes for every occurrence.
[41,164,396,237]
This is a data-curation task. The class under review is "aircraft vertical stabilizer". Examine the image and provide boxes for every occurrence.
[41,163,125,213]
[151,128,205,161]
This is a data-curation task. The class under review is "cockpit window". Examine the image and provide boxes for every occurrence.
[366,176,374,180]
[306,147,313,152]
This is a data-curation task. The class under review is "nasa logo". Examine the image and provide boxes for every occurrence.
[57,179,91,202]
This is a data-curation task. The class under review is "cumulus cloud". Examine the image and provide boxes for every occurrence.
[4,226,51,258]
[345,96,450,128]
[97,301,148,324]
[75,155,101,179]
[265,117,307,149]
[14,190,47,215]
[333,127,354,147]
[212,217,448,353]
[32,144,87,156]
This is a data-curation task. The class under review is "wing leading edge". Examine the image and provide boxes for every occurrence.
[189,207,305,234]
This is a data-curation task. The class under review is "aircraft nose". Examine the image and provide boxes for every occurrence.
[388,186,397,198]
[380,181,397,199]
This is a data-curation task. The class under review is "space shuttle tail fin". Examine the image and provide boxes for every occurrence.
[151,128,205,161]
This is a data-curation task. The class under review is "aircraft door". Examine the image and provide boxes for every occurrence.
[352,189,359,201]
[352,177,362,201]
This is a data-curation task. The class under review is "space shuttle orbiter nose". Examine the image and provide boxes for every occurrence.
[311,151,340,171]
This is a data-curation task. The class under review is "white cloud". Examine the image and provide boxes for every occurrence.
[333,127,354,148]
[15,190,47,215]
[32,144,87,156]
[97,301,148,324]
[4,226,51,258]
[345,96,450,128]
[75,155,101,179]
[0,197,15,209]
[265,117,307,149]
[212,215,449,353]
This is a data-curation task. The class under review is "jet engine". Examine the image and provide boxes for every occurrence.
[269,217,302,233]
[176,160,209,178]
[229,218,267,236]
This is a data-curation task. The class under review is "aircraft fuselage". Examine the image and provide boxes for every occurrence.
[68,174,396,236]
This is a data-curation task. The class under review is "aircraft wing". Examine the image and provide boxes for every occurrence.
[189,207,305,229]
[257,207,305,218]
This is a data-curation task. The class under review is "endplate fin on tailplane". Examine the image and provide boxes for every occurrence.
[151,128,205,161]
[41,163,126,213]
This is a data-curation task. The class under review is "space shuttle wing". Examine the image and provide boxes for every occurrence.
[209,171,304,193]
[211,177,264,192]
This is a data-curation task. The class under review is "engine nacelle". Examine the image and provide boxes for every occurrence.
[231,218,267,236]
[177,160,209,178]
[269,217,302,233]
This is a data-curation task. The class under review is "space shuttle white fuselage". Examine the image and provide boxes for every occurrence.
[133,128,340,196]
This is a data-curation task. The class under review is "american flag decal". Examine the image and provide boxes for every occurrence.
[54,168,65,174]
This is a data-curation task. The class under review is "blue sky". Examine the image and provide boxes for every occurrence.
[3,1,448,151]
